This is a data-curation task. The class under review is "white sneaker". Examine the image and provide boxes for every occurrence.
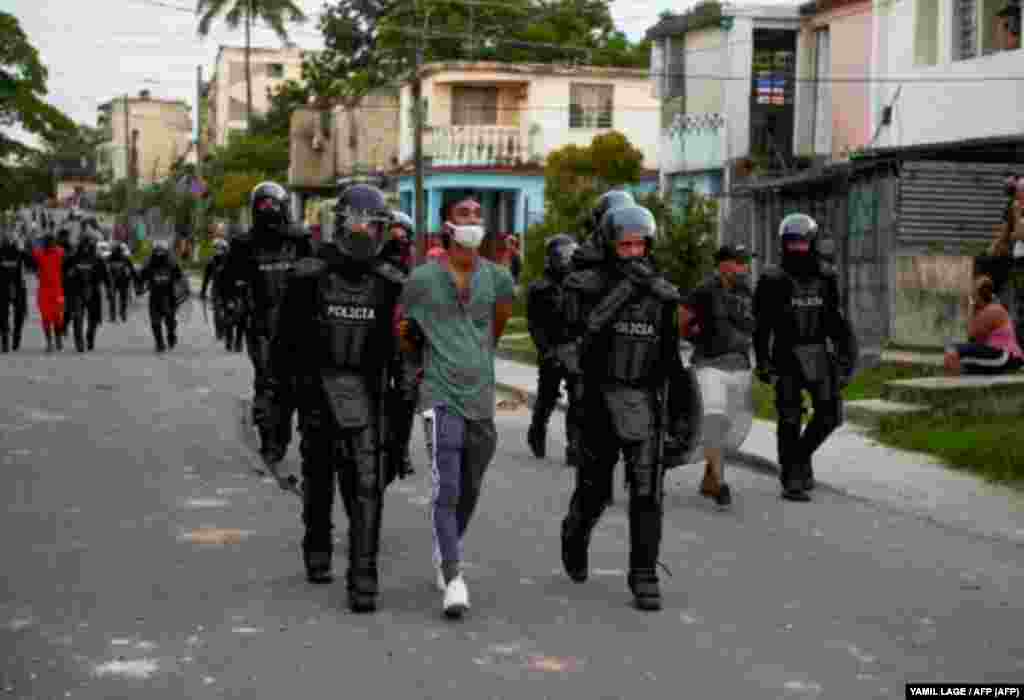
[432,541,445,592]
[442,575,470,619]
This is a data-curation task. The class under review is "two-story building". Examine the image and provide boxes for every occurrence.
[393,61,661,238]
[205,45,306,148]
[792,0,874,162]
[871,0,1022,150]
[96,90,193,187]
[288,87,402,236]
[646,2,801,209]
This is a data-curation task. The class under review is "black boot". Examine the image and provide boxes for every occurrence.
[628,501,663,611]
[44,328,54,353]
[0,333,8,353]
[54,330,63,351]
[303,549,334,584]
[347,494,382,613]
[167,327,177,349]
[11,329,21,351]
[560,517,591,583]
[86,328,96,352]
[628,570,662,612]
[527,422,546,459]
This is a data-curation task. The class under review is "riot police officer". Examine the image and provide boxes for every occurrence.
[0,230,33,352]
[107,243,137,323]
[201,239,230,340]
[559,204,686,612]
[526,233,580,463]
[63,234,110,352]
[753,213,858,502]
[138,240,185,352]
[381,209,418,481]
[271,183,404,613]
[222,182,313,466]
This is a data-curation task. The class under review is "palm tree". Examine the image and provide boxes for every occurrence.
[196,0,308,134]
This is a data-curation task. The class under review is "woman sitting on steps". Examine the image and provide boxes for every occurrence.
[944,275,1024,375]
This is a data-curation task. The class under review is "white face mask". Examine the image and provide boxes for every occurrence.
[450,224,485,250]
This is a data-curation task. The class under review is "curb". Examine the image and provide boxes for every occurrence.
[495,380,782,480]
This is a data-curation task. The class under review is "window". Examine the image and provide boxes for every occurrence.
[955,0,1015,59]
[569,83,613,129]
[452,86,498,126]
[914,0,939,65]
[268,63,285,78]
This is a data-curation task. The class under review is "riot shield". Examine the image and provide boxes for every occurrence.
[693,362,755,454]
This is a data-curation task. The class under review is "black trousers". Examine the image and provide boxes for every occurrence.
[531,360,580,452]
[150,308,177,349]
[112,284,131,321]
[247,332,294,452]
[299,395,383,595]
[0,290,27,350]
[67,296,103,351]
[774,367,841,485]
[564,389,662,576]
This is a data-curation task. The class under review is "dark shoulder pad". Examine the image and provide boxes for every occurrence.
[374,261,407,286]
[528,277,553,294]
[293,257,327,278]
[563,268,604,293]
[649,276,681,303]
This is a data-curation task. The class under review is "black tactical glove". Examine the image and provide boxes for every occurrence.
[622,259,656,287]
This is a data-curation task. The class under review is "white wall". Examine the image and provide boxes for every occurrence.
[875,0,1024,148]
[724,14,756,161]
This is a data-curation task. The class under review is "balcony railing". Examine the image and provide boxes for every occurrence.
[427,125,526,167]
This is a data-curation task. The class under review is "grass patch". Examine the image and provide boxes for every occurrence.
[877,412,1024,484]
[498,333,538,366]
[504,316,528,335]
[752,362,942,422]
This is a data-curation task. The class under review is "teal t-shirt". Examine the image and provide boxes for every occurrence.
[401,258,516,420]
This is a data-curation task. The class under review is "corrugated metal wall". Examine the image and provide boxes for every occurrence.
[897,161,1016,246]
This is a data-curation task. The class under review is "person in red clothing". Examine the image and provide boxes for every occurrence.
[32,232,66,352]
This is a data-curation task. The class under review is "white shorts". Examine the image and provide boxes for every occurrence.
[695,366,754,450]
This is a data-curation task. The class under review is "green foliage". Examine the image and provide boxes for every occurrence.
[131,238,153,267]
[643,190,717,293]
[249,79,311,139]
[215,171,267,214]
[314,0,650,112]
[0,11,75,163]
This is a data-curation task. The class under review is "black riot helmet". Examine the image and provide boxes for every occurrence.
[389,210,416,242]
[151,238,171,262]
[250,181,291,237]
[589,189,636,236]
[599,205,657,261]
[778,212,820,276]
[334,184,390,263]
[79,233,98,256]
[544,234,578,278]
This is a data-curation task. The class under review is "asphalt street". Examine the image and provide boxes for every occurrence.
[1,283,1022,700]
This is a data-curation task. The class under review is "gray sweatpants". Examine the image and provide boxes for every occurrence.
[422,405,497,578]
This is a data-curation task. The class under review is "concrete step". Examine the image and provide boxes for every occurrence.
[844,399,930,428]
[882,373,1024,414]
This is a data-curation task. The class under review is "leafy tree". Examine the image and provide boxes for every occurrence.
[196,0,308,133]
[215,171,266,217]
[250,79,311,139]
[0,11,75,161]
[642,191,716,292]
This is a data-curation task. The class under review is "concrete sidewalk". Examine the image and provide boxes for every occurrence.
[495,356,1024,545]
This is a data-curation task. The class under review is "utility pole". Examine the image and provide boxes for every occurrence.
[196,65,203,179]
[123,94,132,186]
[413,4,431,259]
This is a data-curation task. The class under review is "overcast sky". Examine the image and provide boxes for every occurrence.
[4,0,800,149]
